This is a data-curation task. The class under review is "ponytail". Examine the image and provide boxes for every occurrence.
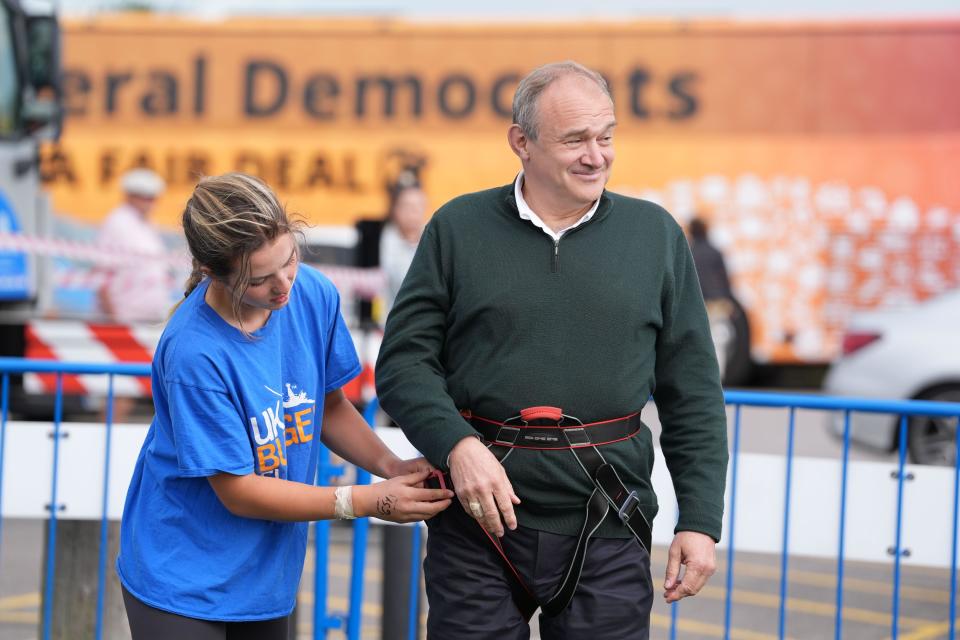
[183,258,205,298]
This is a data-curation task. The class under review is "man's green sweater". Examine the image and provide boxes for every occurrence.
[375,183,729,540]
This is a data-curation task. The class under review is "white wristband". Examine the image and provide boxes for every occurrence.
[334,485,356,520]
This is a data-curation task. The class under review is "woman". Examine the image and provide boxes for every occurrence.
[379,178,428,322]
[116,173,452,639]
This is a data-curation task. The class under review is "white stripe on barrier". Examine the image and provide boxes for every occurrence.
[26,323,139,396]
[1,421,145,520]
[130,324,167,354]
[24,320,162,397]
[651,451,958,567]
[21,320,382,399]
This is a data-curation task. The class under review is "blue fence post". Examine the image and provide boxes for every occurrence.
[343,399,380,640]
[669,600,679,640]
[314,434,348,639]
[723,404,742,640]
[778,407,797,640]
[669,502,680,640]
[407,523,422,640]
[42,373,65,640]
[890,414,909,640]
[313,442,336,640]
[834,409,852,640]
[347,507,370,640]
[313,512,331,640]
[950,417,960,640]
[94,374,116,640]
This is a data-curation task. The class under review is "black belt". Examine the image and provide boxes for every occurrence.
[454,406,652,618]
[466,407,643,449]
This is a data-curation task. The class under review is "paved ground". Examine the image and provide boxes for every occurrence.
[3,518,957,640]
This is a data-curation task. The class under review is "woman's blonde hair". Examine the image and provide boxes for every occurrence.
[176,173,303,329]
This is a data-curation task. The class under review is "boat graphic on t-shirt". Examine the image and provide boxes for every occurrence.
[263,383,316,409]
[283,383,315,409]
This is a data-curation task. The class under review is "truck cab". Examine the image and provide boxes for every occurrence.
[1,0,72,415]
[0,0,60,318]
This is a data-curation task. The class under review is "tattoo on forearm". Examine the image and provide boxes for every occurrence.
[377,495,397,516]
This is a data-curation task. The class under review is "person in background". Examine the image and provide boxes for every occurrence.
[97,168,173,324]
[376,61,728,639]
[117,173,452,640]
[96,168,173,422]
[687,216,732,302]
[687,216,749,384]
[378,172,428,322]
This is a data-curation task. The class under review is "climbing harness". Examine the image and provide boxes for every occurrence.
[432,405,652,618]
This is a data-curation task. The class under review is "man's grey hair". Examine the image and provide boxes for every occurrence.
[512,61,612,141]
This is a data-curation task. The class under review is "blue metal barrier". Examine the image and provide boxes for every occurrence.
[0,358,414,640]
[0,374,7,581]
[313,431,346,637]
[347,397,424,640]
[4,357,960,640]
[0,357,150,640]
[719,390,960,640]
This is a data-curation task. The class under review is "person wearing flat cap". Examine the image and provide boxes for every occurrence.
[97,168,173,324]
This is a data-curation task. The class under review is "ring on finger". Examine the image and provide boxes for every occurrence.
[467,500,484,518]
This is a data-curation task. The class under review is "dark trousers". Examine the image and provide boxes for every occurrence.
[122,586,289,640]
[424,501,653,640]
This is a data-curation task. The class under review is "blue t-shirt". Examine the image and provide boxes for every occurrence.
[117,264,361,621]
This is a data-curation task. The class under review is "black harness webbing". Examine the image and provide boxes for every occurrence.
[457,407,652,618]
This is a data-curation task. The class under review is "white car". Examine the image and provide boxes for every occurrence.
[823,288,960,465]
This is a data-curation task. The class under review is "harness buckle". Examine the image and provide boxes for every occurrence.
[495,425,521,446]
[617,490,641,523]
[561,427,591,447]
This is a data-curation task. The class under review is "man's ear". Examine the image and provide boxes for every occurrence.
[507,124,530,161]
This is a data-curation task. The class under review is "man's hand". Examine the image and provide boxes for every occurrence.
[663,531,717,603]
[448,435,521,537]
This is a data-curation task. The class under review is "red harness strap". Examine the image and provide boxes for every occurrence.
[462,407,643,450]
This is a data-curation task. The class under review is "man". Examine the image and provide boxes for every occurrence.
[97,168,172,324]
[376,61,728,639]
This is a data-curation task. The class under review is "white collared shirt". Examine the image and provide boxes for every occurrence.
[513,172,600,242]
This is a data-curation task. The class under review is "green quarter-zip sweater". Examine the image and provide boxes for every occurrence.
[376,183,729,541]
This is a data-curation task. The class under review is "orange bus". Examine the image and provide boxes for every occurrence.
[38,15,960,368]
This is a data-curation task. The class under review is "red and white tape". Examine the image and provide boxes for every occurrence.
[0,231,185,267]
[48,264,384,299]
[314,265,385,300]
[2,231,385,299]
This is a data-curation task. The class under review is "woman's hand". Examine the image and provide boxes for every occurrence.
[381,456,434,479]
[353,469,453,523]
